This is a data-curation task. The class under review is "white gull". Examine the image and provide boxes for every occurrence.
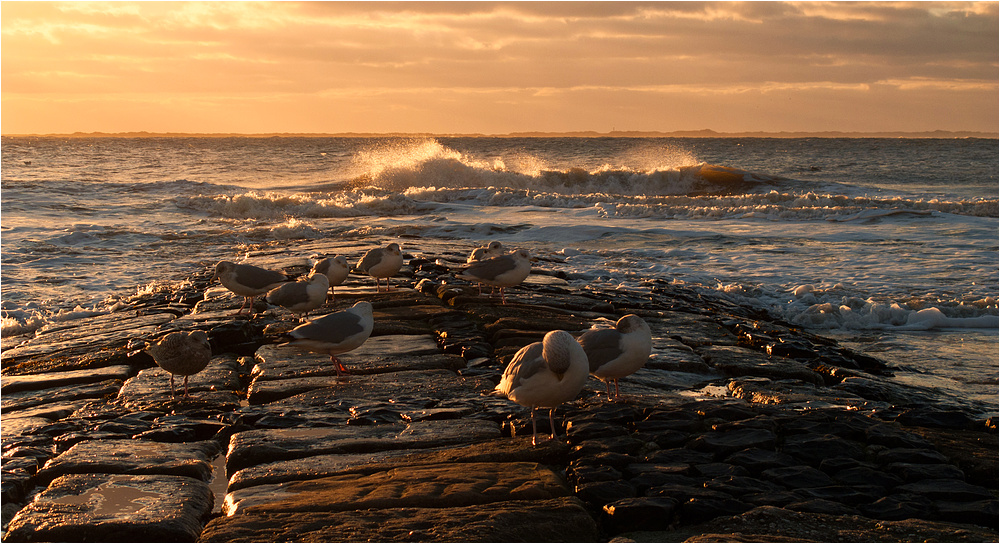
[495,330,589,446]
[357,243,403,292]
[311,255,350,301]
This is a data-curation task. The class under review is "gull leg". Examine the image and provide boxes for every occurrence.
[169,375,176,398]
[243,295,260,316]
[331,355,349,381]
[183,376,191,399]
[614,379,621,399]
[530,407,538,447]
[233,296,249,316]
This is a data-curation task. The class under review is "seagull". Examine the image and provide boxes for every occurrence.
[311,256,350,301]
[213,261,289,315]
[457,249,531,304]
[495,330,589,446]
[578,314,653,399]
[266,273,330,319]
[278,301,374,379]
[144,330,212,399]
[357,243,403,292]
[467,241,505,263]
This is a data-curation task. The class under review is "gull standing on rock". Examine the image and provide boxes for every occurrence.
[467,241,504,263]
[357,243,403,292]
[278,301,374,379]
[578,314,652,399]
[495,330,589,446]
[266,273,330,319]
[457,249,531,304]
[311,256,350,301]
[144,330,213,399]
[213,261,289,315]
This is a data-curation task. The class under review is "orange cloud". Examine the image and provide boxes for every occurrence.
[3,1,996,134]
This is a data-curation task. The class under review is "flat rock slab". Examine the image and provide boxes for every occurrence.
[1,416,51,441]
[648,345,714,374]
[228,450,423,492]
[1,379,124,412]
[700,345,825,386]
[640,504,998,543]
[224,461,570,515]
[728,377,877,410]
[10,399,92,420]
[251,335,459,382]
[247,368,471,405]
[1,365,133,394]
[659,314,738,347]
[2,401,92,436]
[116,356,242,409]
[37,439,220,484]
[202,496,598,542]
[228,436,567,491]
[1,312,175,363]
[302,334,440,360]
[330,285,417,295]
[586,368,716,399]
[226,419,501,474]
[370,304,461,322]
[4,473,213,543]
[255,351,464,381]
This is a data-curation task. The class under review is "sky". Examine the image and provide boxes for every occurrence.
[2,1,997,135]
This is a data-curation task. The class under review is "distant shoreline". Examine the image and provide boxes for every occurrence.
[3,129,997,139]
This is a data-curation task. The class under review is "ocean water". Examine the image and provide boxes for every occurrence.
[2,136,997,415]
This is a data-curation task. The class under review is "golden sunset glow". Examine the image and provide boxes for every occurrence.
[2,1,997,134]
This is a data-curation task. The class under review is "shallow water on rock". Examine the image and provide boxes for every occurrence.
[51,476,163,515]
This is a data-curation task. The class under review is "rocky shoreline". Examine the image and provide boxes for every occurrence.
[2,239,997,542]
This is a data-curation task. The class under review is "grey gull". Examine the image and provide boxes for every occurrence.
[457,248,531,304]
[278,301,374,378]
[266,273,330,318]
[467,241,504,263]
[144,330,212,398]
[213,260,289,315]
[578,314,652,399]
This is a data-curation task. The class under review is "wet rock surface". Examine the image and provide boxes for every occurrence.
[4,473,214,542]
[2,240,996,542]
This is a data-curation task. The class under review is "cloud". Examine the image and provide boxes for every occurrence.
[2,1,996,133]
